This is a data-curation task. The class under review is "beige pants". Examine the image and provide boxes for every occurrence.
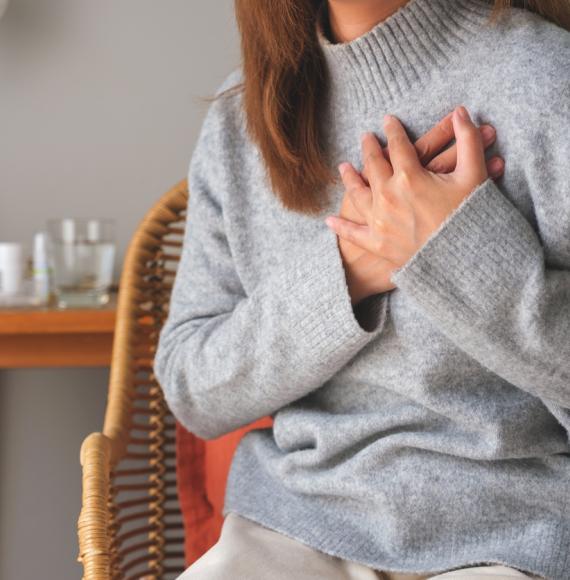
[178,512,545,580]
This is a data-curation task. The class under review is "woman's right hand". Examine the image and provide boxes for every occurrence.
[338,111,505,306]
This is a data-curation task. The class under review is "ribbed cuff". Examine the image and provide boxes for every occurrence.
[282,226,389,359]
[390,177,541,324]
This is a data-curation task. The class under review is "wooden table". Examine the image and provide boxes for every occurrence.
[0,294,116,368]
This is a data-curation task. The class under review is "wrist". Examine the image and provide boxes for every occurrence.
[348,276,373,306]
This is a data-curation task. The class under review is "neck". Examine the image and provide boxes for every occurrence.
[326,0,411,43]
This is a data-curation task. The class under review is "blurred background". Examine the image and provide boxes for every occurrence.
[0,1,239,577]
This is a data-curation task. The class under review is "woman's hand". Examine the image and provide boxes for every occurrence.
[328,105,493,303]
[335,106,504,305]
[367,110,503,178]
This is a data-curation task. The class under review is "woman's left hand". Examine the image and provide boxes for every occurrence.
[325,106,489,272]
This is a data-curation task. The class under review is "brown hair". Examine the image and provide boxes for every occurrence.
[209,1,570,215]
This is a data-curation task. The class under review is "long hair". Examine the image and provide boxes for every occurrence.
[212,1,570,215]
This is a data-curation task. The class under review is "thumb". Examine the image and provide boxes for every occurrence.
[452,106,487,180]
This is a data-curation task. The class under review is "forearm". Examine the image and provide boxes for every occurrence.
[392,177,570,409]
[155,228,389,440]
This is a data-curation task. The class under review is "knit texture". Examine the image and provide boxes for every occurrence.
[154,0,570,577]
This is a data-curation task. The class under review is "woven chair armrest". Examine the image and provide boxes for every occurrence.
[78,432,114,580]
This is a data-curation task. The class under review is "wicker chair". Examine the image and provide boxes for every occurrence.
[78,179,189,579]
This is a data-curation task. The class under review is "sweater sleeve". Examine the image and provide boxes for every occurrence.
[154,97,389,440]
[390,173,570,411]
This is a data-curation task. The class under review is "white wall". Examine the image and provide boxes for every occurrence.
[0,1,239,577]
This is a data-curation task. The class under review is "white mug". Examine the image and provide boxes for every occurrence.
[0,243,24,296]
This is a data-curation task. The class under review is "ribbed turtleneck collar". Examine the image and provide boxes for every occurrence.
[316,0,495,113]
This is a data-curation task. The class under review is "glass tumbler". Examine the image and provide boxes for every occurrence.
[47,218,116,308]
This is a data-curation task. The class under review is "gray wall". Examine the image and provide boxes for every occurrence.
[0,1,239,578]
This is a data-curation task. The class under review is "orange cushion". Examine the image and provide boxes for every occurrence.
[175,416,274,567]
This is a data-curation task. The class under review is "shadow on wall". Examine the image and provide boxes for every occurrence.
[0,0,68,65]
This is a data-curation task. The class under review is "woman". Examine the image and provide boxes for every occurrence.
[154,0,570,578]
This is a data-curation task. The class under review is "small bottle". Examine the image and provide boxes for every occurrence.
[33,232,52,305]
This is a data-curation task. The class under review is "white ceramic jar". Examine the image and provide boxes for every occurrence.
[0,242,24,296]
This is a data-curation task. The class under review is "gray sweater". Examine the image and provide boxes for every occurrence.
[154,0,570,577]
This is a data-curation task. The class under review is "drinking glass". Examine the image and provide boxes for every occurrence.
[47,218,116,308]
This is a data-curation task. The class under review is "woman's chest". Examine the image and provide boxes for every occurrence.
[225,102,539,297]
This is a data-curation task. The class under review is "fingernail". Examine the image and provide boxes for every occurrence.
[481,125,495,139]
[457,106,470,121]
[384,114,394,124]
[325,216,337,228]
[338,162,350,176]
[490,158,503,174]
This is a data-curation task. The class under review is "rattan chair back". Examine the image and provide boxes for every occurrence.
[78,179,189,579]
